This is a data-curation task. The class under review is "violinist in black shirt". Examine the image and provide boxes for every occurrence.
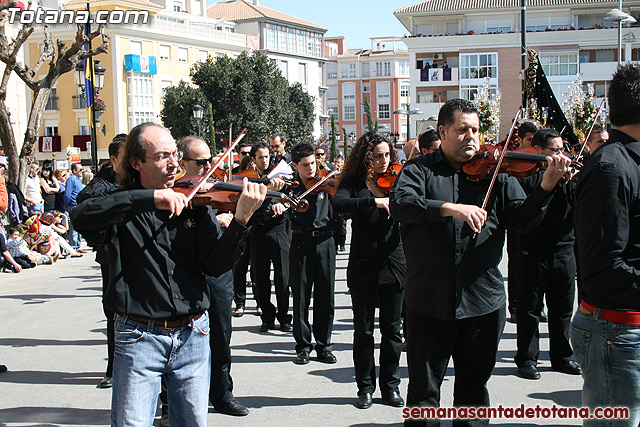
[389,99,571,426]
[71,122,266,427]
[333,132,406,410]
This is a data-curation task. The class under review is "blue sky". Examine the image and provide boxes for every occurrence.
[208,0,412,50]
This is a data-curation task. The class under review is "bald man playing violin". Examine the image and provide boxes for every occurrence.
[71,123,266,427]
[390,99,571,426]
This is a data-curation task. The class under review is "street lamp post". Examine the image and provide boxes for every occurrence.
[75,59,106,170]
[393,106,423,141]
[603,6,636,66]
[192,104,204,137]
[349,132,356,147]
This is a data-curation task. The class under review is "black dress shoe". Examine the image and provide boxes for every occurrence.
[356,392,373,409]
[0,365,7,374]
[279,323,293,332]
[382,390,405,407]
[552,360,582,375]
[294,351,310,365]
[316,350,337,364]
[517,365,541,380]
[259,322,275,332]
[214,399,250,416]
[97,376,112,388]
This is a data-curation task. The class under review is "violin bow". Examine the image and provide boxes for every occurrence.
[297,168,341,200]
[184,128,247,205]
[479,107,524,212]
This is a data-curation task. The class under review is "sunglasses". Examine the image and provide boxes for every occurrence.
[184,156,213,167]
[239,151,251,156]
[315,152,325,156]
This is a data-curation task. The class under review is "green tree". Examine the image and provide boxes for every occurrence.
[330,115,337,161]
[342,126,349,159]
[207,103,216,154]
[363,97,378,132]
[160,81,212,142]
[190,51,314,146]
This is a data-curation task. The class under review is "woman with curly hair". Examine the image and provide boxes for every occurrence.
[332,131,406,409]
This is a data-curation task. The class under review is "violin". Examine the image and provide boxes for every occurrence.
[376,164,403,194]
[304,168,341,197]
[234,169,300,188]
[173,175,309,212]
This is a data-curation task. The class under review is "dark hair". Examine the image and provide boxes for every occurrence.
[341,132,398,181]
[517,121,539,139]
[250,141,270,158]
[418,127,440,151]
[270,133,285,142]
[7,226,18,235]
[71,163,82,173]
[609,64,640,126]
[238,155,253,171]
[119,122,164,189]
[531,128,561,148]
[237,141,252,151]
[437,99,478,136]
[177,135,207,159]
[290,142,315,163]
[108,134,127,158]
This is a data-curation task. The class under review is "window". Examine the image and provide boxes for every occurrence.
[399,61,409,76]
[160,80,172,105]
[288,28,296,53]
[160,45,170,61]
[343,105,356,121]
[173,0,184,12]
[378,104,390,119]
[327,108,338,121]
[341,63,349,78]
[327,85,338,100]
[278,25,287,51]
[460,53,497,80]
[79,120,90,136]
[199,50,208,62]
[327,71,337,79]
[130,41,142,55]
[279,60,288,79]
[348,63,356,78]
[45,88,58,110]
[297,29,305,56]
[400,82,410,98]
[44,122,58,136]
[540,53,578,76]
[375,61,391,77]
[127,71,155,129]
[342,82,355,100]
[377,81,390,99]
[460,84,498,102]
[298,63,307,86]
[267,24,277,50]
[178,47,188,63]
[362,84,370,93]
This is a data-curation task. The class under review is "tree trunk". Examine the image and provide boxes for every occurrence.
[0,100,19,181]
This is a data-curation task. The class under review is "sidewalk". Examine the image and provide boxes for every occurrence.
[0,243,583,426]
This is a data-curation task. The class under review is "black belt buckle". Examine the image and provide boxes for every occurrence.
[311,230,320,237]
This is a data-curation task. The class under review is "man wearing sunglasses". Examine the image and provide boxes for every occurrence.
[315,147,336,171]
[176,135,250,417]
[270,134,291,166]
[232,142,253,174]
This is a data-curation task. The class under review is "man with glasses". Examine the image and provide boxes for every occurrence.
[71,123,266,426]
[270,134,291,166]
[232,142,253,174]
[513,128,581,380]
[315,147,336,171]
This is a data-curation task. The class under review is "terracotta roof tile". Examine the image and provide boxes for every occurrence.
[207,0,326,31]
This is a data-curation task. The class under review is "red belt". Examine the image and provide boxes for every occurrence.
[580,301,640,325]
[127,312,204,329]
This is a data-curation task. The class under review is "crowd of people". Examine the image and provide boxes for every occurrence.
[1,64,638,427]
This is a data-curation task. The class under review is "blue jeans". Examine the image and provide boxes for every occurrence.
[570,309,640,426]
[67,220,81,250]
[111,312,211,427]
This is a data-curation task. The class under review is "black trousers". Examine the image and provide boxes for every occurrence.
[514,248,575,367]
[405,307,505,427]
[290,235,335,354]
[350,282,404,395]
[100,262,115,378]
[208,270,235,405]
[506,229,518,317]
[251,229,291,325]
[233,239,255,309]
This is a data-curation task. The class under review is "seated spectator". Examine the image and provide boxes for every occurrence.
[5,226,40,269]
[1,229,27,273]
[24,212,81,259]
[50,210,69,242]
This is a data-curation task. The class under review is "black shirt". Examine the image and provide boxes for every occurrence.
[575,129,640,311]
[289,171,333,232]
[70,188,248,319]
[333,176,406,289]
[517,171,575,252]
[389,150,552,320]
[249,170,289,234]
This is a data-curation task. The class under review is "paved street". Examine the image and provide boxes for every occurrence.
[0,237,583,426]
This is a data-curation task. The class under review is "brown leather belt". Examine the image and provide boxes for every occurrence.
[126,312,204,329]
[579,301,640,325]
